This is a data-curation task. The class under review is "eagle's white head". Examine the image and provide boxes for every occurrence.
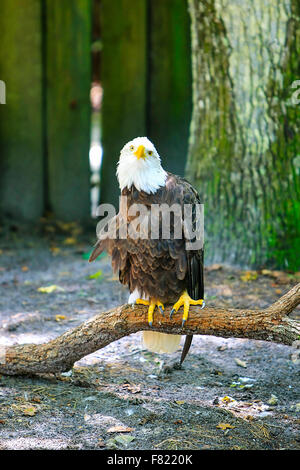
[116,136,167,194]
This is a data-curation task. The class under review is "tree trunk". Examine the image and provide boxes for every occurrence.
[186,0,300,270]
[0,284,299,376]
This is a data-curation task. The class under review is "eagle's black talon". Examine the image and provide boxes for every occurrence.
[201,301,206,309]
[159,306,164,316]
[182,319,186,328]
[149,321,153,327]
[170,308,175,319]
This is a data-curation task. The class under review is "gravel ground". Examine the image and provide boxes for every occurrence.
[0,222,299,450]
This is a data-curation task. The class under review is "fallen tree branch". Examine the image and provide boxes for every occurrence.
[0,284,299,376]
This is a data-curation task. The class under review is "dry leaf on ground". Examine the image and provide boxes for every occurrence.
[37,285,64,294]
[107,426,135,433]
[216,423,235,430]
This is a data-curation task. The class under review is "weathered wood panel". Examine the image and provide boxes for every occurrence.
[0,0,44,221]
[147,0,192,176]
[100,0,147,207]
[46,0,92,222]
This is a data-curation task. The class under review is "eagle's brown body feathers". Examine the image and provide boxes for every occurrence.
[90,173,203,304]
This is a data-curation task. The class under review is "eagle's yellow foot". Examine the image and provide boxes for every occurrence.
[170,290,205,327]
[136,298,165,327]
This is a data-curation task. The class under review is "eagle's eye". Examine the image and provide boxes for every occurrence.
[129,145,134,151]
[148,150,153,156]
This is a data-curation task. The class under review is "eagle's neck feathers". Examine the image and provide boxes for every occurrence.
[117,148,167,194]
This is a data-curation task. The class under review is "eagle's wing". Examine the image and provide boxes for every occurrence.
[89,214,129,274]
[180,178,204,364]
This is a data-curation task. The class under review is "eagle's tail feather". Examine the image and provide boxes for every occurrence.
[89,240,105,262]
[180,335,193,364]
[142,331,181,354]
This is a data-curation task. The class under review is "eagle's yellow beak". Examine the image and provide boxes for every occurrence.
[134,145,146,160]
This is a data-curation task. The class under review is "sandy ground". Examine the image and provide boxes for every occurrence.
[0,222,299,450]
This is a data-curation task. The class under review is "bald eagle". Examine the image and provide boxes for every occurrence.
[89,137,204,364]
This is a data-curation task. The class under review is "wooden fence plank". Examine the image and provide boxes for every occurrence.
[46,0,92,222]
[100,0,147,207]
[147,0,192,176]
[0,0,44,221]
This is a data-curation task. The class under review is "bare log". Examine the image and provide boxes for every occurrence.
[0,284,299,376]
